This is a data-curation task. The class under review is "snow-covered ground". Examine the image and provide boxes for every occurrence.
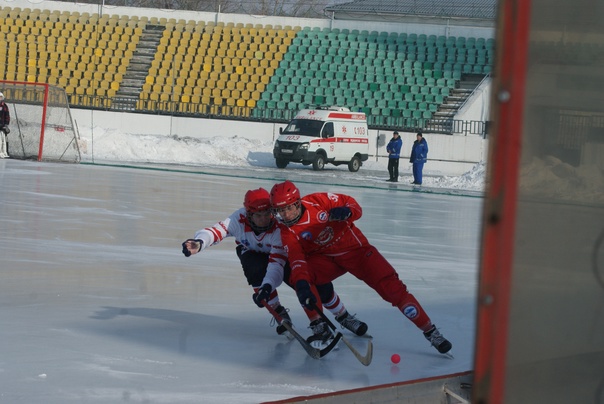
[77,127,487,194]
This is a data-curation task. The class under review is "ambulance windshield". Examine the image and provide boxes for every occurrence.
[281,119,324,138]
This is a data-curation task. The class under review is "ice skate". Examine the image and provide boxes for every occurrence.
[274,305,292,335]
[424,325,452,354]
[306,318,335,347]
[335,311,369,337]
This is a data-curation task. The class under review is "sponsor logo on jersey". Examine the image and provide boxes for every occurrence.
[327,193,339,202]
[317,211,328,222]
[315,227,334,245]
[301,231,313,241]
[402,304,419,319]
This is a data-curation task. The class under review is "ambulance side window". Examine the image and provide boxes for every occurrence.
[322,122,334,138]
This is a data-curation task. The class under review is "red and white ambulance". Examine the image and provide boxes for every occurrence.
[273,106,369,172]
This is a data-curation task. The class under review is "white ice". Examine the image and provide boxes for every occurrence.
[0,127,484,403]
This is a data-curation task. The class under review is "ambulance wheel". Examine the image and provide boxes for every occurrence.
[312,154,325,171]
[348,156,361,172]
[276,159,288,169]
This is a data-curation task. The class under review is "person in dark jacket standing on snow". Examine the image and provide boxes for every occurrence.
[410,132,428,185]
[386,131,402,182]
[0,92,10,159]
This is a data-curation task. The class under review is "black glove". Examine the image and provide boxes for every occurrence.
[252,284,272,308]
[181,239,202,257]
[2,126,8,135]
[328,206,351,221]
[295,280,317,309]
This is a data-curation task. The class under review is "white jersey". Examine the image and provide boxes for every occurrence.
[193,207,287,289]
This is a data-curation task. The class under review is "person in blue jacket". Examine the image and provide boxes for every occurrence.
[410,132,428,185]
[386,131,402,182]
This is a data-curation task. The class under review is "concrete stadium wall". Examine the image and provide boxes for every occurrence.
[71,108,488,176]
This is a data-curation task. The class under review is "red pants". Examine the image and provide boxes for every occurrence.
[306,245,432,330]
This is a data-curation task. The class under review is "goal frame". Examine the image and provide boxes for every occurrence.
[0,80,81,163]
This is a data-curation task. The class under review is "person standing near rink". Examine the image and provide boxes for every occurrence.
[269,180,452,355]
[0,92,10,159]
[386,130,402,182]
[181,188,368,343]
[410,131,428,185]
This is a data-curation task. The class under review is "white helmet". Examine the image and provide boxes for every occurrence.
[0,92,4,101]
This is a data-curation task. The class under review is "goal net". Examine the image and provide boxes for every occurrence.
[0,81,80,163]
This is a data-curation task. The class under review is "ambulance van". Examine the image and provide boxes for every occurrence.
[272,106,370,172]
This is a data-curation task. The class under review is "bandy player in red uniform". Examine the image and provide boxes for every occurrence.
[269,180,452,354]
[182,188,368,343]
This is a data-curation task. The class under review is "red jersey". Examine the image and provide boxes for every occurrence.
[278,192,369,284]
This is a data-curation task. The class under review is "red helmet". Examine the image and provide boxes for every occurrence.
[270,181,300,208]
[243,188,271,213]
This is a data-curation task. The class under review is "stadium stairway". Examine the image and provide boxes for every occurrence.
[112,23,164,110]
[433,74,486,121]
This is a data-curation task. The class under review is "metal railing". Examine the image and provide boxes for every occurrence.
[69,95,488,136]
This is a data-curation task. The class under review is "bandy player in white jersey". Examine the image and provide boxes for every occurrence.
[181,188,369,341]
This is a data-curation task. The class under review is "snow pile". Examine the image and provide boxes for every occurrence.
[78,126,487,192]
[519,156,604,204]
[430,161,487,192]
[80,128,275,167]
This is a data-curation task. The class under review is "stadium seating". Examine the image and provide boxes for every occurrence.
[0,6,142,107]
[0,5,494,126]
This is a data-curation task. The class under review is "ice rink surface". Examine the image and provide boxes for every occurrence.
[0,159,482,403]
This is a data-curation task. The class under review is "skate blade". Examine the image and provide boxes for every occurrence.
[310,338,340,351]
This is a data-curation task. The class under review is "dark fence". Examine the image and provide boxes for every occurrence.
[70,95,488,137]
